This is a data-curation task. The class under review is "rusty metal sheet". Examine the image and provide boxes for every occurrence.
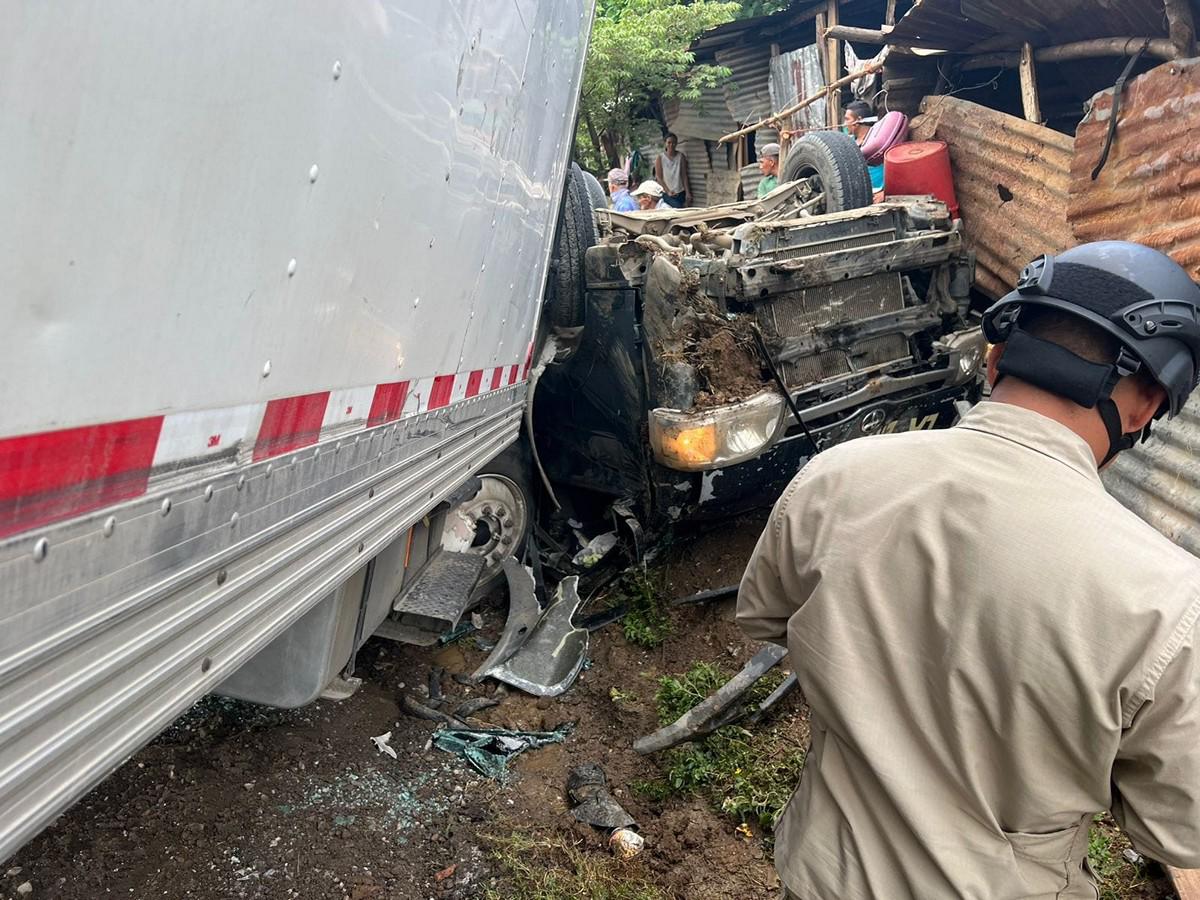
[909,95,1075,298]
[1074,59,1200,559]
[889,0,1173,51]
[770,44,827,132]
[1069,58,1200,281]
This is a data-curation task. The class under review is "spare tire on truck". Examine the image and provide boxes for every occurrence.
[781,131,873,214]
[581,168,609,216]
[546,162,601,329]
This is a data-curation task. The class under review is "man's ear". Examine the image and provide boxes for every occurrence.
[985,342,1004,388]
[1113,375,1166,433]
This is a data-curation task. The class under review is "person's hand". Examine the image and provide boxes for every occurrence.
[685,194,693,207]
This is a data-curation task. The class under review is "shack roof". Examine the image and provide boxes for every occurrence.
[887,0,1198,52]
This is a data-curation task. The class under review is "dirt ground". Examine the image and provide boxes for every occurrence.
[2,515,1177,900]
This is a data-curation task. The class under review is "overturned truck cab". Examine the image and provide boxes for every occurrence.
[535,182,984,523]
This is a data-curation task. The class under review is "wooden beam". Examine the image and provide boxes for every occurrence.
[958,36,1176,71]
[826,0,842,128]
[718,54,889,143]
[1018,42,1041,123]
[885,0,897,26]
[1038,36,1174,63]
[824,24,888,44]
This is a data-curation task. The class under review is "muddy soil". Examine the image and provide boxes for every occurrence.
[3,517,780,900]
[2,514,1175,900]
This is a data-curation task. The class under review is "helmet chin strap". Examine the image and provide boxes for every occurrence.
[1095,398,1137,467]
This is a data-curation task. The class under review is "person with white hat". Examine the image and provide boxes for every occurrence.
[631,179,669,210]
[757,142,781,198]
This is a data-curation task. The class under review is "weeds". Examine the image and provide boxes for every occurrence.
[629,778,674,803]
[614,567,673,648]
[484,829,667,900]
[652,663,804,830]
[1087,814,1156,900]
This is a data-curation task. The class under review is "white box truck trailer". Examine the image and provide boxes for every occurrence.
[0,0,592,861]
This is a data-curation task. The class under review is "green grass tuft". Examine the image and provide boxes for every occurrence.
[652,663,804,830]
[1087,814,1158,900]
[614,567,673,648]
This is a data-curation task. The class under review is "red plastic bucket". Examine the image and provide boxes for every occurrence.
[884,141,959,218]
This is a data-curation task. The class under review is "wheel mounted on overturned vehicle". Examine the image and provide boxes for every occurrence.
[782,130,873,214]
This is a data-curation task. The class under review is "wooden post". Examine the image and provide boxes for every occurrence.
[885,0,897,26]
[1018,42,1042,124]
[826,0,842,129]
[1165,0,1197,57]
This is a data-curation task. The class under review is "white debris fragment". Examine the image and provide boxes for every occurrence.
[16,882,32,896]
[470,612,484,630]
[371,731,398,760]
[572,531,618,568]
[6,868,22,878]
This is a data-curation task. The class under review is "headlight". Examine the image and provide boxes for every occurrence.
[649,391,786,471]
[936,327,987,384]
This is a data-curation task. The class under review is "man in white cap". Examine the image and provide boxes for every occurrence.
[757,142,781,198]
[631,179,669,210]
[607,168,637,212]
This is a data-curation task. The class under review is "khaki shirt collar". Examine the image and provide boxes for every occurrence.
[956,401,1103,486]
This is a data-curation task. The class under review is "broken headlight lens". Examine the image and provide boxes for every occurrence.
[936,327,987,384]
[648,392,786,471]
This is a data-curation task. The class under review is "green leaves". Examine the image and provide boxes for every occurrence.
[578,0,739,168]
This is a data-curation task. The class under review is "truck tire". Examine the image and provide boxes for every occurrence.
[547,162,599,329]
[581,168,608,215]
[782,131,872,213]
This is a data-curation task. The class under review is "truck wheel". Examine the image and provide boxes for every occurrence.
[782,131,872,214]
[440,443,533,594]
[581,168,608,216]
[547,162,598,329]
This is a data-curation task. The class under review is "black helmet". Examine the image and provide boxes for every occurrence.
[982,241,1200,462]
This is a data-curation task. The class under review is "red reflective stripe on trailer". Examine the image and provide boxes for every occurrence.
[490,367,504,391]
[508,365,519,385]
[465,370,483,398]
[0,416,164,539]
[428,375,455,410]
[253,392,330,461]
[367,381,410,426]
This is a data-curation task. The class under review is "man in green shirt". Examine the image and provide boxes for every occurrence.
[756,142,780,198]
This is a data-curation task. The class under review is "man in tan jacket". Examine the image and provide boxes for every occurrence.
[738,241,1200,899]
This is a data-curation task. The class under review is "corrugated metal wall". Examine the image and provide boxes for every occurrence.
[664,86,737,142]
[910,95,1075,298]
[770,45,826,133]
[1070,58,1200,282]
[718,44,776,128]
[1104,399,1200,558]
[1071,59,1200,555]
[664,91,740,207]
